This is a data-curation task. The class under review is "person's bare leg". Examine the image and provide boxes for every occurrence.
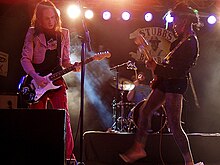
[120,89,165,163]
[165,93,194,165]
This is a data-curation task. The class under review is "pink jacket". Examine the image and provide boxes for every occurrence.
[21,27,71,78]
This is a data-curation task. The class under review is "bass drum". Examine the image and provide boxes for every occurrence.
[128,100,167,134]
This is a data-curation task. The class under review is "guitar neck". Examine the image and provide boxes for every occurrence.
[141,46,152,61]
[49,56,94,81]
[135,69,138,80]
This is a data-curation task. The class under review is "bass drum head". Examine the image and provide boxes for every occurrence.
[129,100,167,134]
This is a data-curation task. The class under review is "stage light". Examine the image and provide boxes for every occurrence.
[67,4,81,19]
[144,12,153,22]
[164,11,174,29]
[207,15,217,25]
[121,11,130,21]
[85,9,94,19]
[165,12,174,23]
[103,11,111,20]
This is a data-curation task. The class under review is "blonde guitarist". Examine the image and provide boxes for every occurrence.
[20,1,80,163]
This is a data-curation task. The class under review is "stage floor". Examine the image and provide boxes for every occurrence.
[83,131,220,165]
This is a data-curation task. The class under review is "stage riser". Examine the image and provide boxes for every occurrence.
[84,131,220,165]
[0,109,66,165]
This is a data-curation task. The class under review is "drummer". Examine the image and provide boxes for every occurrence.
[127,72,151,104]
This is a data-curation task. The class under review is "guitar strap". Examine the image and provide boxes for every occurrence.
[163,34,193,64]
[56,31,62,64]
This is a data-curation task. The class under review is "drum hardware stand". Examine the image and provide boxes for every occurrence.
[110,84,131,132]
[109,61,133,132]
[127,111,137,133]
[111,97,117,130]
[116,90,130,132]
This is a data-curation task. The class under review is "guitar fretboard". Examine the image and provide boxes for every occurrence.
[49,57,94,81]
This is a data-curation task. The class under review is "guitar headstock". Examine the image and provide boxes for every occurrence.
[93,51,111,61]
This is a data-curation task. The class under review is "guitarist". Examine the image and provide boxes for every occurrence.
[120,3,204,165]
[20,0,80,163]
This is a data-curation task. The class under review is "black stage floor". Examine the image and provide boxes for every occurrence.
[83,131,220,165]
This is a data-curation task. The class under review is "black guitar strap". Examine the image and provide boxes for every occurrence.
[57,31,62,64]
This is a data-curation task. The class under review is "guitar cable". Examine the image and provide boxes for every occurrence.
[159,113,167,165]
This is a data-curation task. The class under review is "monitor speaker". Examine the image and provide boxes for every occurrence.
[0,109,66,165]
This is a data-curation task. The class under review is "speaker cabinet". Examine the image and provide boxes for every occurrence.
[0,109,66,165]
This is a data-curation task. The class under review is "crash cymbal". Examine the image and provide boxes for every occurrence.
[110,77,135,91]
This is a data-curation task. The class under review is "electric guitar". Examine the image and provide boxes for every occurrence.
[135,34,193,89]
[134,35,158,88]
[18,51,111,103]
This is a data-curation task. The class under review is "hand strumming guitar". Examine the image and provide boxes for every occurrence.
[72,62,81,72]
[32,74,49,88]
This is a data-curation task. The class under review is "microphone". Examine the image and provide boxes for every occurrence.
[127,61,137,70]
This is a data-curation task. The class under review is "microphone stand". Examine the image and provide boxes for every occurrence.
[78,2,92,164]
[109,61,131,71]
[78,37,85,165]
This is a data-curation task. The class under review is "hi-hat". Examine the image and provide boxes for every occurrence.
[111,77,135,91]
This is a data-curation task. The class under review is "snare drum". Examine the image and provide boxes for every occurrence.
[128,100,167,133]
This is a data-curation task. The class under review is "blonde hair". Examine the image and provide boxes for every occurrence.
[31,0,62,34]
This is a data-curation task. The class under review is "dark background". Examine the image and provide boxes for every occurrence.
[0,0,220,160]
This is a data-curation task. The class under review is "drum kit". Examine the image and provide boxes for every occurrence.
[109,61,169,134]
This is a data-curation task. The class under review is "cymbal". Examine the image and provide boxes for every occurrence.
[110,77,135,91]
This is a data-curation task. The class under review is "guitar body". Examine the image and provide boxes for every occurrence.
[18,74,61,103]
[31,74,61,102]
[18,75,35,103]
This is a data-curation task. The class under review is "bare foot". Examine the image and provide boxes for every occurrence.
[194,162,204,165]
[119,148,146,163]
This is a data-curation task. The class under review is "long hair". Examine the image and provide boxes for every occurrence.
[31,0,62,35]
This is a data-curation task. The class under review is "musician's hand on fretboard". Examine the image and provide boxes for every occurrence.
[72,62,81,72]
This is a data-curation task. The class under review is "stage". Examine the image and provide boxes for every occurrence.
[1,1,220,165]
[83,131,220,165]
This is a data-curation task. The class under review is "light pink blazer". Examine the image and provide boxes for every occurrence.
[21,27,71,78]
